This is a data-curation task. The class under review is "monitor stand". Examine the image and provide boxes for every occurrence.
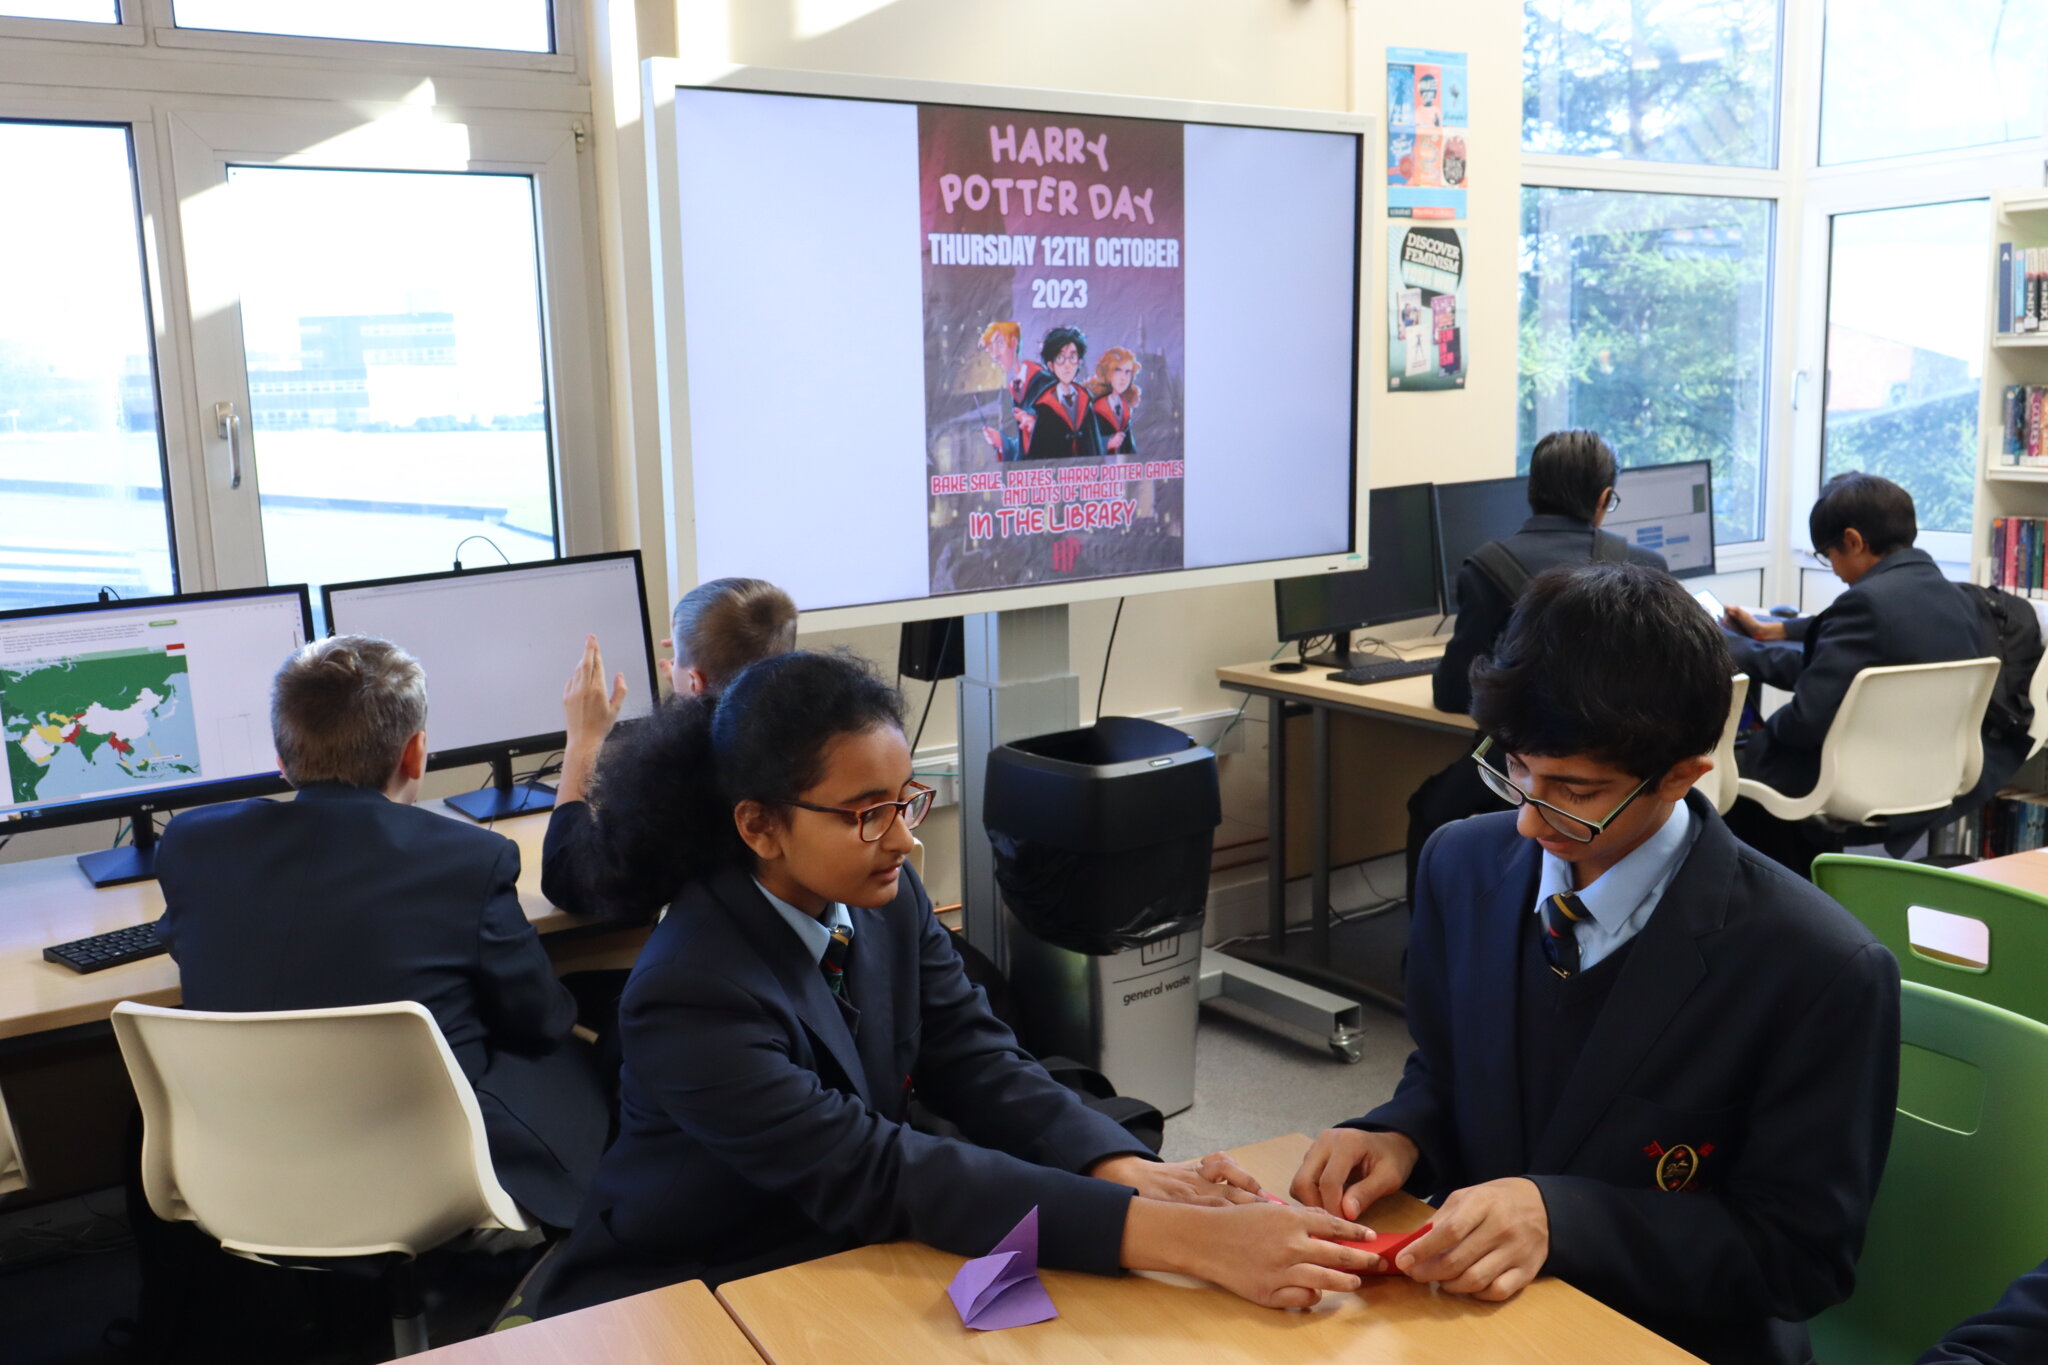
[1300,631,1358,670]
[445,753,556,823]
[77,810,161,888]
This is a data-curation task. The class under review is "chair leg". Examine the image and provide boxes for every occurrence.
[386,1257,428,1359]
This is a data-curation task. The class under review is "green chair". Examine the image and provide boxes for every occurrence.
[1810,983,2048,1364]
[1812,854,2048,1025]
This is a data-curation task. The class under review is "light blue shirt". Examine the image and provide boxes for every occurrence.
[754,878,853,965]
[1533,799,1697,971]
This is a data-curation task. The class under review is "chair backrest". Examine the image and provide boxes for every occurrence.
[0,1082,25,1196]
[111,1000,525,1260]
[2028,644,2048,759]
[1812,855,2048,1026]
[1814,658,1999,823]
[909,835,926,879]
[1702,673,1750,815]
[1810,983,2048,1364]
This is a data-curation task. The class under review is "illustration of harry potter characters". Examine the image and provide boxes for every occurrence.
[1085,347,1141,455]
[976,321,1043,461]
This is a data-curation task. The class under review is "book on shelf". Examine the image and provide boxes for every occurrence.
[1993,385,2048,467]
[1975,789,2048,858]
[1989,515,2048,598]
[2002,242,2047,334]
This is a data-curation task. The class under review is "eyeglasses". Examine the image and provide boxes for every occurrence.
[783,781,936,843]
[1603,490,1622,514]
[1470,737,1654,844]
[1807,546,1835,567]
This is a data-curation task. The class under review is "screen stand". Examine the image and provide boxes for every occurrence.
[77,810,162,888]
[445,754,556,823]
[959,606,1080,973]
[1300,630,1354,670]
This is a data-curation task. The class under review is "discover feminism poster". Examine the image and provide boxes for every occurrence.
[919,105,1187,594]
[1388,225,1467,392]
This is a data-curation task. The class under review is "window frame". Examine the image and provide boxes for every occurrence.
[0,6,141,47]
[0,2,609,608]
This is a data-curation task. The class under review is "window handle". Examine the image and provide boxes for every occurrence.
[214,401,242,490]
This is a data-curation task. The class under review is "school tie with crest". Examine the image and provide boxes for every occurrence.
[1542,892,1589,979]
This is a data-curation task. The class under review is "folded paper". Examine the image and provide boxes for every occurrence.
[947,1207,1058,1330]
[1331,1222,1434,1275]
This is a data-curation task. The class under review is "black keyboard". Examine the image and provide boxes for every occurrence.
[1329,657,1439,686]
[44,921,167,974]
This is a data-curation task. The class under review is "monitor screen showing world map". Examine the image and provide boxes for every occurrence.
[0,586,311,826]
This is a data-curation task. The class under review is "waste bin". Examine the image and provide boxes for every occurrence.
[985,716,1220,1117]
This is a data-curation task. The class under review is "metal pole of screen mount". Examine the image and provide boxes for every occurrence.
[214,401,243,490]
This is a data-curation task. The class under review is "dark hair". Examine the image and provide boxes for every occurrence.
[588,650,905,904]
[671,577,798,690]
[1810,471,1916,556]
[1469,562,1731,780]
[1525,429,1618,521]
[1040,326,1087,366]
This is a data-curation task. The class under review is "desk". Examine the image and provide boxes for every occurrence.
[1216,646,1474,1008]
[0,800,642,1043]
[1954,847,2048,897]
[716,1133,1703,1365]
[409,1280,760,1365]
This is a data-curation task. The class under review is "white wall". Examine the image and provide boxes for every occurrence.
[608,0,1523,903]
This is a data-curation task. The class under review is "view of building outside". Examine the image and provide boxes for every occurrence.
[0,121,175,612]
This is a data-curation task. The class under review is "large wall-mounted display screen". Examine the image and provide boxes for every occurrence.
[649,68,1371,627]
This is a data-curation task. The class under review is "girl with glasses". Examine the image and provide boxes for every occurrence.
[532,649,1379,1318]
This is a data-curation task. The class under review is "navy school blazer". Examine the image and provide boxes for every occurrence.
[1357,790,1901,1365]
[153,782,607,1228]
[1917,1259,2048,1364]
[535,863,1148,1316]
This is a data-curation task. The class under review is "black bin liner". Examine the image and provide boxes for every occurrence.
[985,716,1221,956]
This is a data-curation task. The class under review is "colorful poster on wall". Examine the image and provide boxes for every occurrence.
[1389,225,1466,391]
[918,106,1187,596]
[1387,47,1469,220]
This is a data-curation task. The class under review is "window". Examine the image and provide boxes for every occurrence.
[1519,186,1772,543]
[0,121,174,611]
[1523,0,1782,167]
[1820,200,1987,535]
[0,1,115,19]
[170,0,551,51]
[1820,0,2048,165]
[219,167,558,597]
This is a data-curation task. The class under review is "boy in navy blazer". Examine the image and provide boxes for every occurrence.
[1919,1259,2048,1364]
[1722,472,1987,874]
[1292,563,1901,1365]
[155,635,608,1228]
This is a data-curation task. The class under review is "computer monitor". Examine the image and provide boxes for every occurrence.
[1275,484,1439,667]
[1610,459,1717,578]
[1432,476,1530,613]
[322,552,659,822]
[0,585,314,886]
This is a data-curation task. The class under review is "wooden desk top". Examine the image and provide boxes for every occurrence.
[0,800,616,1042]
[1955,848,2048,898]
[1216,643,1476,735]
[410,1280,759,1365]
[717,1134,1703,1365]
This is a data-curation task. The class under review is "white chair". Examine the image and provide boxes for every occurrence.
[909,834,927,880]
[1701,673,1751,816]
[111,1000,528,1358]
[0,1082,26,1196]
[1736,658,2000,827]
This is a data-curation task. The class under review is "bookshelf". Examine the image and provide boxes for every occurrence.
[1969,189,2048,855]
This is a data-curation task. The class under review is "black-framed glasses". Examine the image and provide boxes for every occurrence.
[1603,490,1622,514]
[1471,737,1653,844]
[783,781,936,843]
[1807,546,1835,567]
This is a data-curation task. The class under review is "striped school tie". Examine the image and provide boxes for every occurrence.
[1542,893,1590,979]
[821,922,854,997]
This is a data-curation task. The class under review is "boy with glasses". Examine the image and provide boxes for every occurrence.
[1288,562,1900,1365]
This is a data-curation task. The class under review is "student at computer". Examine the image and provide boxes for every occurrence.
[1918,1259,2048,1364]
[1289,563,1900,1365]
[1720,472,1987,875]
[541,576,798,923]
[1405,430,1666,893]
[154,635,608,1229]
[532,650,1380,1316]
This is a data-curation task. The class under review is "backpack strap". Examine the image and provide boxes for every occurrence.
[1467,540,1533,604]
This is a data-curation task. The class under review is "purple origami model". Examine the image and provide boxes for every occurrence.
[946,1206,1059,1330]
